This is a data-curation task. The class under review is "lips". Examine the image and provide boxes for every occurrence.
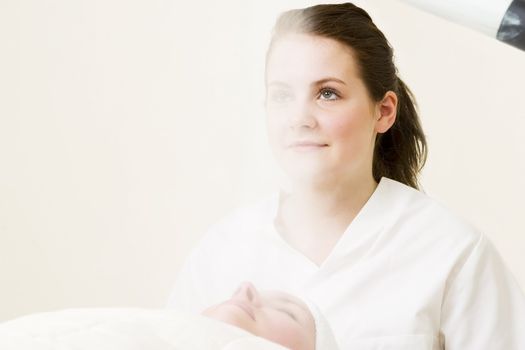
[288,140,328,148]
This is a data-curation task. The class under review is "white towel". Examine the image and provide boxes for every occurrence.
[299,298,340,350]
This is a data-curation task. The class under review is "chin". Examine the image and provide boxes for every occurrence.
[285,166,337,183]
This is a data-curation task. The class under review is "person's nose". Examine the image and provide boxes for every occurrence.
[289,100,318,130]
[232,281,261,306]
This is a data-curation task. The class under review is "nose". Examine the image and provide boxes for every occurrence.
[289,101,317,129]
[232,281,260,306]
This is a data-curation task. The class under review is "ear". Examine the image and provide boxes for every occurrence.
[375,91,397,134]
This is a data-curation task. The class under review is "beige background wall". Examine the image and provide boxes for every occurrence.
[0,0,523,323]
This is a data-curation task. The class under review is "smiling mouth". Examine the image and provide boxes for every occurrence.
[223,300,256,320]
[292,143,327,147]
[288,141,328,147]
[288,142,328,150]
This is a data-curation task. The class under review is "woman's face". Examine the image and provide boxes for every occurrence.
[265,33,384,187]
[202,282,315,350]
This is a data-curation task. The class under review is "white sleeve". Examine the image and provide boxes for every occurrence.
[440,233,525,349]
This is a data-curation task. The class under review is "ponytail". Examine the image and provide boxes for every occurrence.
[373,77,427,189]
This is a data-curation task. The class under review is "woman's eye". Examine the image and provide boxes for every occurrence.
[268,88,339,103]
[319,88,339,101]
[269,90,293,103]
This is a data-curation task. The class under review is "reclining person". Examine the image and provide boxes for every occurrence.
[0,282,339,350]
[202,281,340,350]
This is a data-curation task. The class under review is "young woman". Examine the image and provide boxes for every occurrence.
[168,3,525,349]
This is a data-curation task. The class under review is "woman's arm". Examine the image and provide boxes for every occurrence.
[440,234,525,349]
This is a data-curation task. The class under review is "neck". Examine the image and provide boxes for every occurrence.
[277,174,378,239]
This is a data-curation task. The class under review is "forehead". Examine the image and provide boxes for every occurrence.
[266,33,360,86]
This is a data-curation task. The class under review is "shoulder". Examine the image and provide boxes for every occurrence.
[378,178,498,287]
[380,177,482,251]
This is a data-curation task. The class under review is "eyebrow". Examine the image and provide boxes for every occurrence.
[268,77,347,88]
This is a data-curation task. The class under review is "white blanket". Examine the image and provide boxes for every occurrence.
[0,308,289,350]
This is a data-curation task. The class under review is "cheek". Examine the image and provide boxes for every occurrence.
[203,306,255,333]
[265,113,288,157]
[322,108,371,140]
[266,110,286,136]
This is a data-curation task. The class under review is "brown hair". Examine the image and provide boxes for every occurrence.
[265,3,427,189]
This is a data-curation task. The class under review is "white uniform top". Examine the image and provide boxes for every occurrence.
[167,177,525,350]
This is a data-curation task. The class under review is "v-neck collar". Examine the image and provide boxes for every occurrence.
[265,177,402,273]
